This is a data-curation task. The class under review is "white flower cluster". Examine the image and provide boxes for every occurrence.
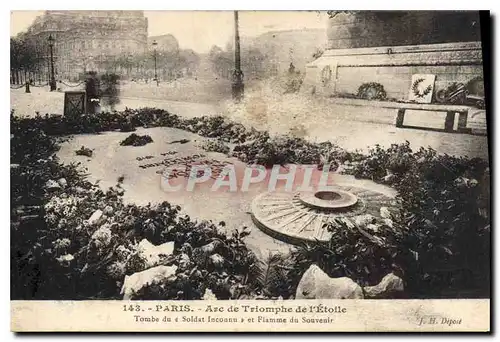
[44,194,81,224]
[116,244,135,261]
[90,226,113,250]
[454,177,479,188]
[52,238,71,251]
[202,288,218,300]
[56,253,74,266]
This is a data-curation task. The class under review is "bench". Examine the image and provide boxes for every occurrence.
[326,97,477,134]
[390,103,471,133]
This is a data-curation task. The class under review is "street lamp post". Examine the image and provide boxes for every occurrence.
[232,11,244,101]
[128,54,133,79]
[48,34,57,91]
[152,40,159,86]
[88,56,94,75]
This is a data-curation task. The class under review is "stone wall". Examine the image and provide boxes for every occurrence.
[303,42,484,100]
[327,11,481,50]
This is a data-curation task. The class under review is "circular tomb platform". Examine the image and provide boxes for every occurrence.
[250,184,398,245]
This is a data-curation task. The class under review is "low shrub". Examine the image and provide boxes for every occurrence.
[201,139,230,154]
[12,108,261,145]
[11,121,261,300]
[231,133,361,169]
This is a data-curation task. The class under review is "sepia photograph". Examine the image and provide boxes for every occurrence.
[9,9,491,332]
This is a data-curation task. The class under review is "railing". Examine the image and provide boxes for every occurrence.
[58,80,86,88]
[10,80,85,89]
[30,82,49,88]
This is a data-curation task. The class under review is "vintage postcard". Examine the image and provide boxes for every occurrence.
[10,10,490,332]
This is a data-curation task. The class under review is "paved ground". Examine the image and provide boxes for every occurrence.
[10,86,222,118]
[119,78,232,104]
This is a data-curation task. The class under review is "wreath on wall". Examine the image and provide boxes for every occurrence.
[357,82,387,100]
[466,76,484,97]
[321,65,332,86]
[411,78,433,98]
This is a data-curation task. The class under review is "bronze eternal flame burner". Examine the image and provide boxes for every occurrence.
[250,184,398,244]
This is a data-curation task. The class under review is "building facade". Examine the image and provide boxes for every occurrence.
[303,11,484,100]
[24,10,148,80]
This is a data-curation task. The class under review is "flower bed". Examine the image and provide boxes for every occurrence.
[11,117,263,300]
[230,132,362,169]
[286,142,490,298]
[11,108,491,299]
[345,142,490,297]
[15,108,265,144]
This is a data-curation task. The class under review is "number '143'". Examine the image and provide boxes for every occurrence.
[123,305,141,312]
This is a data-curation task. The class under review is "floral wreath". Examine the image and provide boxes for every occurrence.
[321,65,332,85]
[412,78,433,98]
